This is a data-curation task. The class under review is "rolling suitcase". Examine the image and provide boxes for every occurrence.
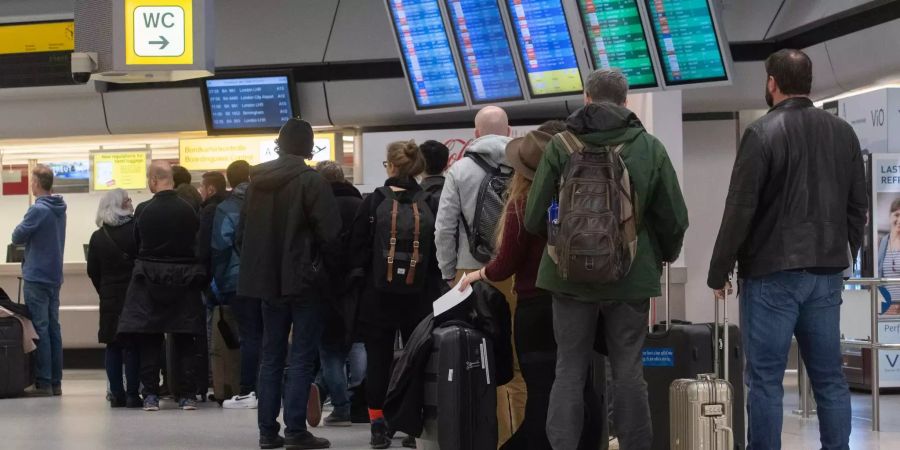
[0,316,31,398]
[670,291,735,450]
[420,321,498,450]
[642,267,745,450]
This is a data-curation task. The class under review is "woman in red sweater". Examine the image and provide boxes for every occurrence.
[461,122,604,450]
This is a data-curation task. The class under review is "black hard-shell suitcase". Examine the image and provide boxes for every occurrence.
[0,316,32,398]
[641,265,745,450]
[422,322,498,450]
[644,321,745,449]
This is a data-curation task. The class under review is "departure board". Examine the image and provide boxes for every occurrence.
[445,0,524,103]
[387,0,466,110]
[505,0,583,98]
[645,0,728,85]
[577,0,657,89]
[204,76,295,132]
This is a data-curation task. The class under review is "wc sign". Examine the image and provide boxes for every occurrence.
[125,0,194,65]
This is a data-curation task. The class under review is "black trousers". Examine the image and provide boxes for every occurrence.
[364,322,417,412]
[135,333,197,398]
[502,294,606,450]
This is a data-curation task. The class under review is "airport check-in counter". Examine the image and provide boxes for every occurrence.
[0,262,102,350]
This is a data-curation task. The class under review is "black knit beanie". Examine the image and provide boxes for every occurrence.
[277,118,314,158]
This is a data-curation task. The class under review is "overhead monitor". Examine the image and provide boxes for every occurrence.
[504,0,584,98]
[386,0,467,110]
[202,72,298,135]
[576,0,658,89]
[445,0,524,104]
[644,0,729,86]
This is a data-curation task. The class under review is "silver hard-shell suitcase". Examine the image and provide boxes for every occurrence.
[669,291,735,450]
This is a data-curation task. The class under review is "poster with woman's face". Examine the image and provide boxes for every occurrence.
[873,154,900,315]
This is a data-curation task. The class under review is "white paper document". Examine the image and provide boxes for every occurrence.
[433,277,473,318]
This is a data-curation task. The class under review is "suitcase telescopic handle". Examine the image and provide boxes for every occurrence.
[714,287,730,381]
[648,263,672,333]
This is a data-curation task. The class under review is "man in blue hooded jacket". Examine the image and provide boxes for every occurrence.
[12,164,67,397]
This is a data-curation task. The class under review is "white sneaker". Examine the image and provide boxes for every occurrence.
[222,392,258,409]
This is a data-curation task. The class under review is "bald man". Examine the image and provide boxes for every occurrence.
[118,160,205,412]
[433,105,527,444]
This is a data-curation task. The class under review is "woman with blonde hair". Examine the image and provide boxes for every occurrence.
[349,140,439,448]
[87,188,140,408]
[460,121,604,450]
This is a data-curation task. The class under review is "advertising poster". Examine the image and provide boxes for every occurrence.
[872,154,900,316]
[92,151,148,191]
[46,160,90,193]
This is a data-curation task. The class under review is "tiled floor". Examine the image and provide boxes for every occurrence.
[1,370,899,449]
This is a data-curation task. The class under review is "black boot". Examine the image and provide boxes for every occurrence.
[370,419,391,449]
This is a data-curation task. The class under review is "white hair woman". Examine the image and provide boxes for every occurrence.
[86,189,140,408]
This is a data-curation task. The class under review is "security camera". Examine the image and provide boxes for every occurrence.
[71,52,98,84]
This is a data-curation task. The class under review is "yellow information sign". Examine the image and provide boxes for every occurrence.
[92,151,148,191]
[180,136,276,171]
[125,0,194,65]
[0,21,74,55]
[180,134,338,170]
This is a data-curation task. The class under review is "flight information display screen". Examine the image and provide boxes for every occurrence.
[204,76,295,132]
[645,0,728,85]
[577,0,657,89]
[505,0,583,98]
[445,0,523,103]
[387,0,466,110]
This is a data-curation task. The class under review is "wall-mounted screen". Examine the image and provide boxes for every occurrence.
[577,0,658,89]
[386,0,467,110]
[644,0,728,86]
[47,160,90,194]
[202,72,298,135]
[445,0,524,104]
[505,0,583,98]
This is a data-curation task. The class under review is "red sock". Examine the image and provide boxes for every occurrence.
[369,408,384,422]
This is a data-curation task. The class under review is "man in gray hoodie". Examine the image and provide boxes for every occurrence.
[435,105,512,284]
[434,105,526,444]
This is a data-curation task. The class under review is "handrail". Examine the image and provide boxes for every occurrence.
[843,277,900,286]
[840,278,900,432]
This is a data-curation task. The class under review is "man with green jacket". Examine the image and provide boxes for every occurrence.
[525,69,688,450]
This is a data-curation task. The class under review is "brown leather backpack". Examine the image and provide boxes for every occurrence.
[547,131,638,283]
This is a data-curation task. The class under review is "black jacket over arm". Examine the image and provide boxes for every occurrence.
[237,155,342,301]
[708,97,868,288]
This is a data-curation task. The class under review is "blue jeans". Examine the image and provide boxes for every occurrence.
[258,298,324,439]
[320,345,351,416]
[230,295,263,394]
[24,281,63,387]
[106,342,140,396]
[347,342,367,389]
[741,271,851,450]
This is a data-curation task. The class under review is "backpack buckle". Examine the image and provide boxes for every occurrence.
[387,257,394,264]
[585,257,595,271]
[412,241,420,248]
[389,238,397,245]
[409,260,417,268]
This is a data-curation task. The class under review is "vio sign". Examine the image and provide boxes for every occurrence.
[125,0,193,65]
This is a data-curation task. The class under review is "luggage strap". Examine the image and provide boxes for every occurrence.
[406,201,421,286]
[386,200,399,283]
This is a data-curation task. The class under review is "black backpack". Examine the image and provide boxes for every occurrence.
[371,187,436,294]
[461,153,512,263]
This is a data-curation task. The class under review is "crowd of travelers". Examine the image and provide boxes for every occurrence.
[10,49,866,450]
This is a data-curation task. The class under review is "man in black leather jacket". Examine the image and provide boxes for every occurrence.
[708,49,867,450]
